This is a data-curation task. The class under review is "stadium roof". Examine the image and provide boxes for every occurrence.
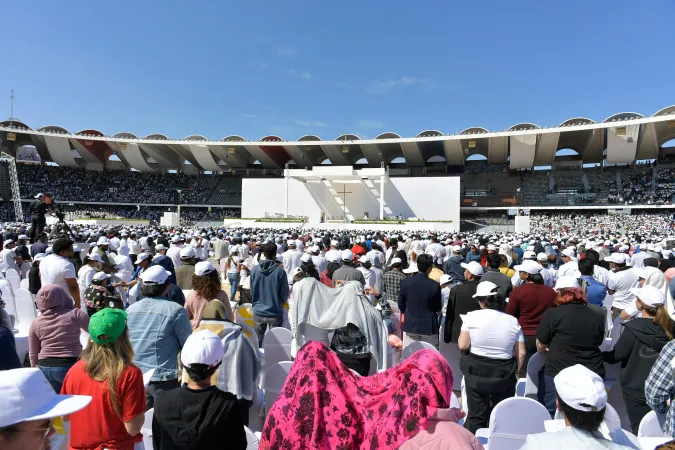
[1,106,675,171]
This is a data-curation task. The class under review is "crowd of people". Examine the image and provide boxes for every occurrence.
[17,164,240,205]
[4,215,675,448]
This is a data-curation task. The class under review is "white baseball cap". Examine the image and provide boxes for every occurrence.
[88,253,104,263]
[359,255,370,264]
[452,245,462,253]
[389,257,403,266]
[554,275,580,291]
[311,245,320,253]
[154,244,167,251]
[93,272,111,282]
[195,261,216,277]
[630,285,665,307]
[604,253,626,264]
[461,261,483,277]
[97,237,110,245]
[487,244,497,251]
[514,260,543,275]
[139,265,171,284]
[171,236,182,243]
[341,250,353,261]
[403,263,419,274]
[300,253,312,263]
[18,234,28,240]
[136,253,151,263]
[472,281,499,298]
[536,253,548,261]
[0,368,92,428]
[554,364,607,412]
[287,240,296,247]
[561,248,576,259]
[439,274,452,285]
[3,239,14,247]
[292,267,304,277]
[181,330,224,368]
[523,250,536,259]
[180,247,196,259]
[326,252,338,263]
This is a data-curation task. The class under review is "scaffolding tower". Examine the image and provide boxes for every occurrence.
[0,152,23,221]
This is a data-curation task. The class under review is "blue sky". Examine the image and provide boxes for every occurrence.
[1,0,674,142]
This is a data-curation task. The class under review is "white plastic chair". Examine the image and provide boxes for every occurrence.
[439,341,463,391]
[262,327,292,370]
[524,352,545,400]
[401,340,438,359]
[20,263,31,280]
[263,361,293,415]
[244,425,259,450]
[19,278,29,290]
[5,269,20,292]
[475,397,550,450]
[141,408,153,450]
[15,289,37,334]
[638,411,667,437]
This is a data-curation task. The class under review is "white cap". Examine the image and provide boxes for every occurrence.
[403,263,419,274]
[311,245,320,253]
[0,368,92,428]
[561,248,576,259]
[326,252,338,263]
[181,330,224,368]
[472,281,499,298]
[195,261,216,276]
[33,253,46,261]
[452,245,462,253]
[300,253,312,263]
[604,253,626,264]
[523,250,536,259]
[136,253,151,263]
[359,255,370,264]
[3,239,13,247]
[554,364,607,412]
[389,257,403,266]
[180,247,196,258]
[461,261,484,277]
[514,260,543,275]
[439,274,452,285]
[341,250,353,261]
[292,267,304,277]
[487,244,497,251]
[536,253,548,261]
[287,240,296,247]
[171,236,182,243]
[18,234,28,240]
[97,237,109,245]
[139,265,171,284]
[155,244,167,251]
[630,285,665,307]
[88,253,104,263]
[554,275,580,291]
[93,272,111,282]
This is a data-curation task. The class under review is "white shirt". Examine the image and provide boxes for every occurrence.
[461,309,524,360]
[311,255,327,274]
[166,245,183,268]
[40,254,76,296]
[109,237,121,251]
[558,261,579,277]
[357,267,376,303]
[593,265,610,287]
[128,239,141,255]
[540,266,557,288]
[281,250,302,284]
[520,426,635,450]
[0,249,18,272]
[607,269,640,310]
[77,264,97,292]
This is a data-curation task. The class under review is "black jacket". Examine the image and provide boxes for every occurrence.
[398,272,442,335]
[444,280,481,343]
[28,265,41,295]
[603,318,671,399]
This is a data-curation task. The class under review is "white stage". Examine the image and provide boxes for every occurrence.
[240,166,459,231]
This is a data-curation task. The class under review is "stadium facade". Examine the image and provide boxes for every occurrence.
[1,106,675,172]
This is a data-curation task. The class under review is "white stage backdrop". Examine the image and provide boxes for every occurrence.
[241,176,460,229]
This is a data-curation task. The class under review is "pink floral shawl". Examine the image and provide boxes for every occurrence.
[260,341,454,450]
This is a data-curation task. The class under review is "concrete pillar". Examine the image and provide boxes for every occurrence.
[284,167,289,217]
[379,175,385,220]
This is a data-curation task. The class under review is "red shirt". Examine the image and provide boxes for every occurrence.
[505,283,557,336]
[61,360,145,450]
[351,244,366,257]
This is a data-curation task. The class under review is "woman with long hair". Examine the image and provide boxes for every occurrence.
[185,261,232,329]
[61,308,146,450]
[603,285,675,433]
[535,276,606,416]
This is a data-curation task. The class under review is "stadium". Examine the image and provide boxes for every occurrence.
[1,106,675,229]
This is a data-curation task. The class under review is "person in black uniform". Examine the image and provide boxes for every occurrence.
[29,193,52,243]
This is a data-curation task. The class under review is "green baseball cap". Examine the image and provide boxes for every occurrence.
[89,308,128,345]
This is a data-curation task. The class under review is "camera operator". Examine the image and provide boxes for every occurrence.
[29,193,53,243]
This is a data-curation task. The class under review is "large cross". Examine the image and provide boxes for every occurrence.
[336,184,352,220]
